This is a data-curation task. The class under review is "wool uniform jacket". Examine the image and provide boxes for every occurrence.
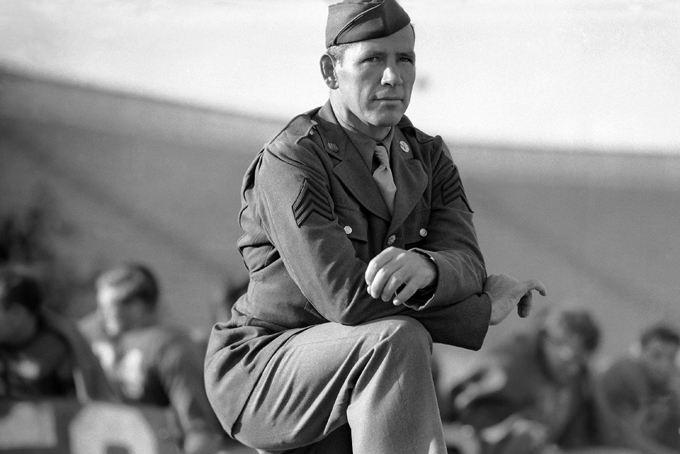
[205,101,492,436]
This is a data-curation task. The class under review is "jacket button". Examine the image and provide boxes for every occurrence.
[387,235,396,245]
[344,225,352,235]
[419,228,428,237]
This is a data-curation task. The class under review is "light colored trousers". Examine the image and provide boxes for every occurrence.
[232,316,448,454]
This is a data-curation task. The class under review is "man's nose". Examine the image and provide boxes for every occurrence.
[381,64,403,86]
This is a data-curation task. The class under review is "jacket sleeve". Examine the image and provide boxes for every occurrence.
[406,138,486,310]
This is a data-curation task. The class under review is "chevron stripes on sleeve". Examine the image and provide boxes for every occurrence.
[292,178,334,227]
[441,165,473,213]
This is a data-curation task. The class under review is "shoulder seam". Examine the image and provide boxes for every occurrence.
[269,113,316,144]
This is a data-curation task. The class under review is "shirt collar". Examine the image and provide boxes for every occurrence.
[345,127,394,170]
[329,105,395,170]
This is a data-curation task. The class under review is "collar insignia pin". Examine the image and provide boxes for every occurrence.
[399,141,410,153]
[328,142,339,152]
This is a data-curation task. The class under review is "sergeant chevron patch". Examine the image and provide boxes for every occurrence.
[292,178,334,227]
[442,166,473,212]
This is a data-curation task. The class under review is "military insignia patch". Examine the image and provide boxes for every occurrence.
[292,178,334,227]
[442,165,473,212]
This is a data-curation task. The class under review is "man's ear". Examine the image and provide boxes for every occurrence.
[320,53,338,89]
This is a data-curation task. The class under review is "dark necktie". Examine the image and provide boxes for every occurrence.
[372,144,396,214]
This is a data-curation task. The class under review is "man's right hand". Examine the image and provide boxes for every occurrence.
[484,274,547,325]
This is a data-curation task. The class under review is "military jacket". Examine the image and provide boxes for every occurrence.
[205,102,492,435]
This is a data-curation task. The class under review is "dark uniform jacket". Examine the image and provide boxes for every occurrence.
[0,310,117,402]
[205,101,492,436]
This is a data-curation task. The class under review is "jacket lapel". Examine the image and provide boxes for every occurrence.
[389,127,427,230]
[315,103,391,221]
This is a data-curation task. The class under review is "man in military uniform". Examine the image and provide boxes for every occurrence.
[205,1,546,453]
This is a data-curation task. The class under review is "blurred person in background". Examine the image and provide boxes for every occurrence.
[217,277,249,324]
[0,264,115,401]
[86,262,247,454]
[440,304,625,454]
[598,321,680,454]
[204,0,546,453]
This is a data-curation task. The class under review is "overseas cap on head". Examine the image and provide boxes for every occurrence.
[325,0,411,48]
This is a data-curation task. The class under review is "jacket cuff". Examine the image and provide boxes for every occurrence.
[405,249,438,308]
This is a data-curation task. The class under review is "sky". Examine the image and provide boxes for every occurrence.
[1,0,679,152]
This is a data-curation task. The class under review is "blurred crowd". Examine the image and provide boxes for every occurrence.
[438,304,680,454]
[1,262,679,454]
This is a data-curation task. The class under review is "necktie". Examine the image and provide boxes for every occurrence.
[372,144,396,214]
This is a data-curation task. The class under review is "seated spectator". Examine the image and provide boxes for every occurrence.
[441,304,618,454]
[0,264,115,401]
[220,277,249,322]
[85,262,244,454]
[598,321,680,454]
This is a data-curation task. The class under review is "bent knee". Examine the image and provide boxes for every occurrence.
[376,316,432,352]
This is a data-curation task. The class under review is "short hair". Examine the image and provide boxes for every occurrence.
[541,305,601,353]
[326,42,353,64]
[0,265,43,315]
[96,263,159,309]
[640,322,680,348]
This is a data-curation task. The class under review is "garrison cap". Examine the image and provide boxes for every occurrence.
[325,0,411,48]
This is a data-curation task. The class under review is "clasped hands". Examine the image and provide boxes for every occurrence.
[365,247,546,324]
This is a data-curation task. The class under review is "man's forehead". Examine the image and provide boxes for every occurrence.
[98,285,133,305]
[545,320,580,343]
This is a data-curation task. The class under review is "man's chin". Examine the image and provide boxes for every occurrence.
[371,111,406,128]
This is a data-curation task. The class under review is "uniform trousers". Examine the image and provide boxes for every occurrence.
[232,316,448,454]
